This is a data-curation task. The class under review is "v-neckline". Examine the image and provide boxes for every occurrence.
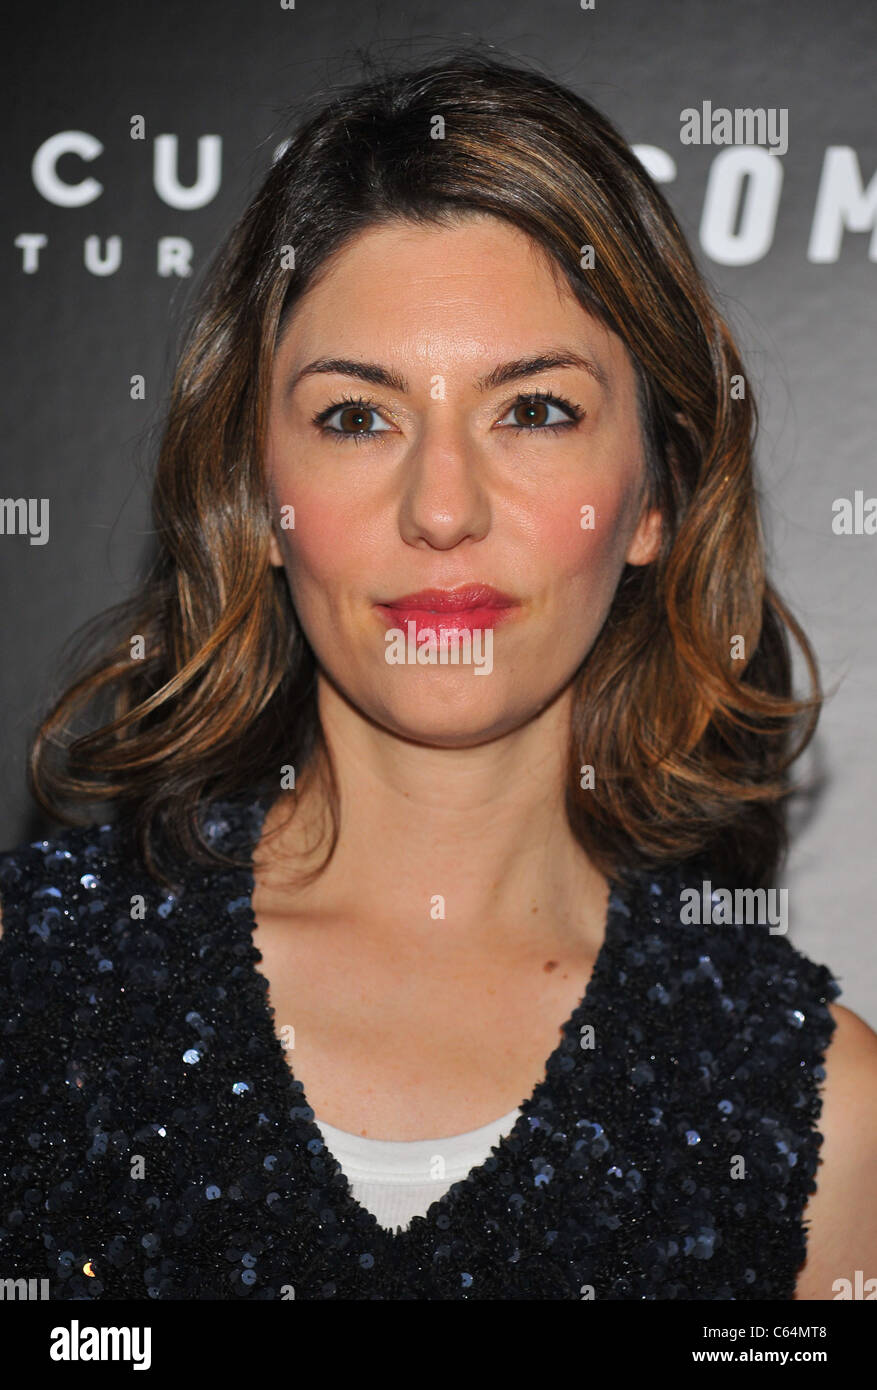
[224,790,637,1248]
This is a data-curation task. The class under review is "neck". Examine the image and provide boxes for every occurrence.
[254,675,608,955]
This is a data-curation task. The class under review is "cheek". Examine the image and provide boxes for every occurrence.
[271,487,375,610]
[537,482,631,592]
[266,428,357,578]
[289,501,352,568]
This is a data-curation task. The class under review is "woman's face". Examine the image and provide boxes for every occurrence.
[265,213,661,746]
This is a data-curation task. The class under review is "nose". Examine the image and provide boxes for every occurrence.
[396,414,493,550]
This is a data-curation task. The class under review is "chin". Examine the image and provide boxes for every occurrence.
[375,693,534,747]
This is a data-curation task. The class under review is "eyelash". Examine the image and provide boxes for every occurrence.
[311,390,585,444]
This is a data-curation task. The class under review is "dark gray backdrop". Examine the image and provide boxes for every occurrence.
[3,0,875,1025]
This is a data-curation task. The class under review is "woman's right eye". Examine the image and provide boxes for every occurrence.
[316,401,394,437]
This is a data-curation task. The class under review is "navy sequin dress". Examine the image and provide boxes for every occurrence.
[0,791,840,1300]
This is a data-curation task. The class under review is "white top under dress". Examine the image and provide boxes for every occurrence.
[313,1107,523,1233]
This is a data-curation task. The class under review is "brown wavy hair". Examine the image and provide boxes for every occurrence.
[28,48,822,891]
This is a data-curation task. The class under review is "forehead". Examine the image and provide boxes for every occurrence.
[312,213,556,275]
[274,215,630,378]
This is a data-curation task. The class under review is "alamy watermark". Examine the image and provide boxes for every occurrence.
[680,880,788,935]
[0,1275,49,1299]
[0,497,49,544]
[384,621,493,675]
[50,1320,151,1370]
[680,102,788,157]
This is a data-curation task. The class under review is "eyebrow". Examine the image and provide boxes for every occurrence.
[286,348,612,398]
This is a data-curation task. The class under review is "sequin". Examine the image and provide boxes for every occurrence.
[0,790,841,1300]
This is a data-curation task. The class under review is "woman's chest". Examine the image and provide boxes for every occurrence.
[249,910,599,1140]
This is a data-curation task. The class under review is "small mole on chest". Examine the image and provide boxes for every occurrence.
[543,960,558,972]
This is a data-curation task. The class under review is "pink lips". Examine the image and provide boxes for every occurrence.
[374,584,520,634]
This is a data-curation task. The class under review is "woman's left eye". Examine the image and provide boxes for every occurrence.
[496,395,581,430]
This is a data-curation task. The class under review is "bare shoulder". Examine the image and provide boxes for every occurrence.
[794,1002,877,1298]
